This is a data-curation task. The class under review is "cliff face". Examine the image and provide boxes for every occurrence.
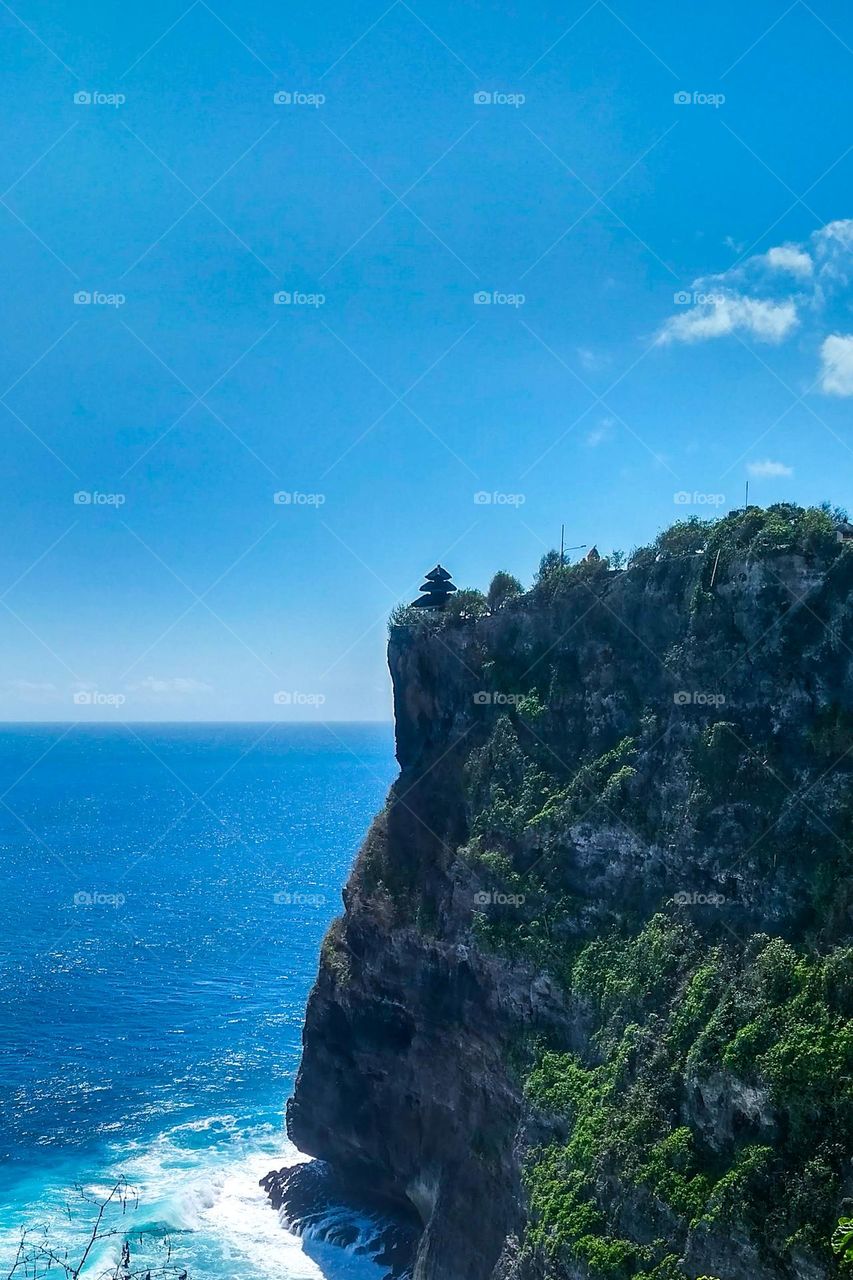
[286,512,853,1280]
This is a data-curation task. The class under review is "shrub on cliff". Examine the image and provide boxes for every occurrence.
[522,919,853,1277]
[531,550,610,603]
[655,517,711,559]
[487,570,523,613]
[832,1217,853,1265]
[444,587,488,622]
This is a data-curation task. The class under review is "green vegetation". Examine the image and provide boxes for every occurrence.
[487,570,524,612]
[518,918,853,1278]
[532,548,611,602]
[444,586,488,621]
[389,504,853,1276]
[387,587,488,630]
[320,917,352,985]
[628,503,844,580]
[391,505,853,637]
[833,1217,853,1267]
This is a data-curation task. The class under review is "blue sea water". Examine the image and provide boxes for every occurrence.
[0,722,398,1279]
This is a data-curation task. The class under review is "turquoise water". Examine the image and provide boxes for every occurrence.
[0,723,397,1279]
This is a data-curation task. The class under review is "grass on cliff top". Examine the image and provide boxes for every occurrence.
[389,503,848,633]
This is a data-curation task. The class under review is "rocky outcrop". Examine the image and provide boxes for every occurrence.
[284,524,853,1280]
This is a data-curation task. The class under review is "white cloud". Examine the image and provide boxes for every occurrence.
[811,221,853,291]
[577,346,609,371]
[815,219,853,253]
[5,680,58,701]
[657,294,797,346]
[657,219,853,375]
[746,459,793,478]
[129,676,213,696]
[819,333,853,395]
[764,245,812,277]
[586,417,614,447]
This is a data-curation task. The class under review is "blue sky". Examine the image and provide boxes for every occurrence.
[2,0,853,720]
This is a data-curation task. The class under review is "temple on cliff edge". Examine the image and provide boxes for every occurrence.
[411,565,457,609]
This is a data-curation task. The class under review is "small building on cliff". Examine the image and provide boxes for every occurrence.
[412,565,457,609]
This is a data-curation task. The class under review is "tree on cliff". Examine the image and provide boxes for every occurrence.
[487,571,523,613]
[444,587,488,621]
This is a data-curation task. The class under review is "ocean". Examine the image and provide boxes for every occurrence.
[0,722,398,1279]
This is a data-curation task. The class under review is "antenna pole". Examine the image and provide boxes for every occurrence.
[560,524,565,567]
[744,480,749,511]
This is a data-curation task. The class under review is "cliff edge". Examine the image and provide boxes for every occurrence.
[286,507,853,1280]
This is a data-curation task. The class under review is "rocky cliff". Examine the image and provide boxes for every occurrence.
[284,506,853,1280]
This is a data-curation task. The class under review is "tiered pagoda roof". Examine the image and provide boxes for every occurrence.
[411,564,457,609]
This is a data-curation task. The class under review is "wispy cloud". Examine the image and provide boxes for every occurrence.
[656,219,853,392]
[746,459,793,478]
[763,244,812,278]
[819,333,853,396]
[577,347,610,372]
[5,679,59,702]
[586,417,614,447]
[657,295,797,346]
[128,676,213,696]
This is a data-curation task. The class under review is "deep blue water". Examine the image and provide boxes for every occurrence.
[0,723,397,1279]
